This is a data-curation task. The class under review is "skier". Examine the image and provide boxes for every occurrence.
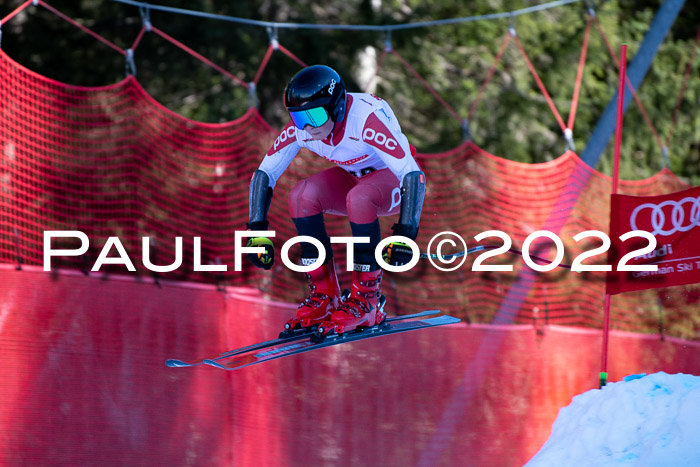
[246,65,425,337]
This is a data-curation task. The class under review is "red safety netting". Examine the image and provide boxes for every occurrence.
[1,265,699,466]
[1,47,699,339]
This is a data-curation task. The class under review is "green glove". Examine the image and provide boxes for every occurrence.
[246,237,274,270]
[382,241,414,266]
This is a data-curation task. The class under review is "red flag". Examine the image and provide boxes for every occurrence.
[606,185,700,295]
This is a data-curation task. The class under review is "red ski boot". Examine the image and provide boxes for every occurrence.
[281,259,341,337]
[316,268,386,338]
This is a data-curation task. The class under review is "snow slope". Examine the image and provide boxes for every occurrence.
[526,372,700,466]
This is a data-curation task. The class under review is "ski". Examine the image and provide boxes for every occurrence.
[165,309,443,368]
[203,314,460,371]
[165,330,310,368]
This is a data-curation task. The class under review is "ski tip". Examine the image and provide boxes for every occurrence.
[165,359,190,367]
[203,359,227,369]
[441,315,462,324]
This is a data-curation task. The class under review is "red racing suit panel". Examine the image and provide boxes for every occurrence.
[258,93,421,188]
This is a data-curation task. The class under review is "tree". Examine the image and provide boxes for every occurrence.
[2,1,698,184]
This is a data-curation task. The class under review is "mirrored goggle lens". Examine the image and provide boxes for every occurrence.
[289,107,330,129]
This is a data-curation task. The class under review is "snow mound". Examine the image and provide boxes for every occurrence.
[526,372,700,466]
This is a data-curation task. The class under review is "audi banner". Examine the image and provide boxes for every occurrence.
[606,185,700,295]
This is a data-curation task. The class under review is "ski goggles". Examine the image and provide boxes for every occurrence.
[288,106,330,129]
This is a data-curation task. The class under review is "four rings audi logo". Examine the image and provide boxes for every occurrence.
[629,196,700,236]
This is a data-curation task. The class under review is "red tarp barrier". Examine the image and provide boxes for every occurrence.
[1,266,699,466]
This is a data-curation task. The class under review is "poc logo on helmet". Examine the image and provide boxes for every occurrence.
[273,126,297,151]
[362,128,398,151]
[328,79,336,95]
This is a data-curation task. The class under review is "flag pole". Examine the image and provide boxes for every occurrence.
[601,44,627,388]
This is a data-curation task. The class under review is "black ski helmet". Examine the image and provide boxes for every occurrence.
[284,65,347,124]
